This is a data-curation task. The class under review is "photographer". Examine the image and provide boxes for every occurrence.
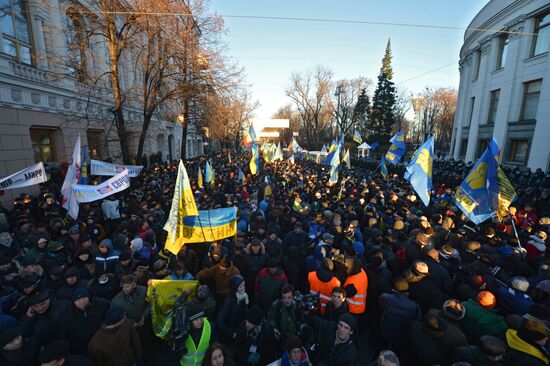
[266,284,304,349]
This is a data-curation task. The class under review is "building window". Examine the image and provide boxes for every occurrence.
[65,10,88,81]
[473,49,481,80]
[520,79,542,120]
[30,128,56,163]
[466,97,475,126]
[487,89,500,125]
[496,34,509,69]
[532,13,550,56]
[460,138,468,158]
[86,130,103,159]
[508,139,529,163]
[0,0,33,65]
[476,139,489,159]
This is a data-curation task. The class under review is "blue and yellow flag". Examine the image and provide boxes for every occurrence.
[250,142,259,175]
[453,146,499,224]
[180,207,237,243]
[321,144,327,154]
[147,279,198,339]
[380,156,388,179]
[197,168,203,187]
[237,167,244,183]
[289,154,295,165]
[328,144,341,186]
[163,160,199,254]
[404,136,434,206]
[353,130,363,144]
[343,148,351,168]
[385,131,406,165]
[204,161,212,184]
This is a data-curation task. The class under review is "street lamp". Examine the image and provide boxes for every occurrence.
[334,84,344,135]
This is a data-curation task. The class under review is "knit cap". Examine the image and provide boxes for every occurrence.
[477,291,496,309]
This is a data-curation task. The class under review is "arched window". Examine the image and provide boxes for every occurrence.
[0,0,34,65]
[65,9,87,81]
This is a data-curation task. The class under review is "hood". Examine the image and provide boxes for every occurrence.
[229,274,245,295]
[281,347,309,366]
[246,242,266,255]
[99,239,114,252]
[0,232,13,248]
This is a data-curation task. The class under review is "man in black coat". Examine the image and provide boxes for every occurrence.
[308,312,358,366]
[61,287,109,354]
[18,289,68,338]
[234,305,276,366]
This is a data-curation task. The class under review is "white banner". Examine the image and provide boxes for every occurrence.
[90,159,143,178]
[74,169,130,203]
[0,162,47,190]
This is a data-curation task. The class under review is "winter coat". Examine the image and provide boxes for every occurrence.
[61,297,110,354]
[266,299,302,340]
[234,321,277,366]
[424,257,454,295]
[308,314,358,366]
[379,291,422,347]
[405,270,449,313]
[217,275,248,344]
[282,246,307,292]
[0,337,39,366]
[94,240,120,274]
[262,237,283,259]
[245,244,269,289]
[196,263,240,302]
[18,298,69,338]
[407,319,453,366]
[277,347,312,366]
[87,319,143,366]
[453,345,504,366]
[110,286,150,324]
[496,285,534,315]
[461,299,508,345]
[255,267,288,311]
[526,235,546,263]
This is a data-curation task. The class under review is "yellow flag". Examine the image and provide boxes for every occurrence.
[265,184,272,197]
[210,167,215,188]
[343,148,351,168]
[250,156,257,175]
[197,168,203,187]
[163,160,198,254]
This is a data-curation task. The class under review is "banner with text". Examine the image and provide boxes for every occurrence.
[90,159,143,177]
[74,169,130,203]
[0,162,47,190]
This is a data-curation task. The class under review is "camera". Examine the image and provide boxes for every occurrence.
[293,290,319,311]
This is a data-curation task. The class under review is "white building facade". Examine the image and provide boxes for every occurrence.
[450,0,550,169]
[0,0,202,204]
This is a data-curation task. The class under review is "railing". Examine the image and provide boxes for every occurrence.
[9,61,49,83]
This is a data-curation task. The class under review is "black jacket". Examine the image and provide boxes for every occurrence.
[309,314,358,366]
[61,297,109,354]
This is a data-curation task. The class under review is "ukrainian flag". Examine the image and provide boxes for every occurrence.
[353,130,363,144]
[385,131,406,165]
[342,148,351,168]
[380,156,388,179]
[147,279,198,339]
[238,167,244,183]
[289,154,295,165]
[180,207,237,243]
[250,142,259,175]
[404,136,434,206]
[197,168,203,187]
[328,144,341,186]
[163,160,199,254]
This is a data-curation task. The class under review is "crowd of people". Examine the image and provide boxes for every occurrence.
[1,149,550,366]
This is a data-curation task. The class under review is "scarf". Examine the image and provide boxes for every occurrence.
[236,291,249,305]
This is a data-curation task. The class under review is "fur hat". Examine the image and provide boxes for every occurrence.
[511,276,530,292]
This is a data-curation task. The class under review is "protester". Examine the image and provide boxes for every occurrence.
[2,147,550,365]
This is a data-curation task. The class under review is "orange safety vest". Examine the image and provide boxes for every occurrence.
[344,268,368,314]
[308,271,340,314]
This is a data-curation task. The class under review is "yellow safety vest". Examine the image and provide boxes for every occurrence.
[180,318,211,366]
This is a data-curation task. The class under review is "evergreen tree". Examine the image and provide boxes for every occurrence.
[370,38,397,142]
[352,88,370,134]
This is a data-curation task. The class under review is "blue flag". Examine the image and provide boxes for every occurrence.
[353,130,362,144]
[237,168,244,183]
[385,131,406,165]
[404,136,434,206]
[453,146,499,224]
[370,142,380,151]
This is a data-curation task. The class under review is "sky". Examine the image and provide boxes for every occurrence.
[209,0,489,122]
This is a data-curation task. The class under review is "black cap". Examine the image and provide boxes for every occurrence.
[28,289,51,306]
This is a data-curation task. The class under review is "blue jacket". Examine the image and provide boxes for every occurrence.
[94,239,120,274]
[496,286,534,315]
[379,292,422,347]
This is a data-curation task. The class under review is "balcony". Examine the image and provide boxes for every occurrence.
[9,61,49,84]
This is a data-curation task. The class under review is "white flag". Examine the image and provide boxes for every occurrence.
[61,135,81,220]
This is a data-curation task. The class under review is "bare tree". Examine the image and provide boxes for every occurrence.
[286,65,334,149]
[332,77,373,137]
[413,87,457,150]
